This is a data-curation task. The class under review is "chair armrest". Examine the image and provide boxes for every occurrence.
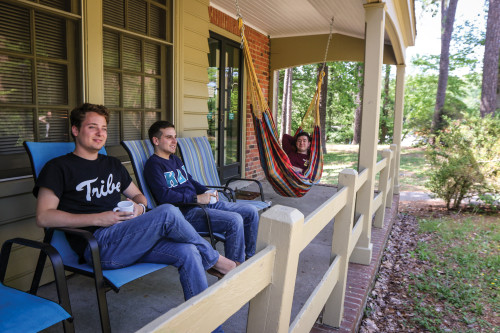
[200,184,237,202]
[49,227,102,267]
[0,238,73,316]
[173,203,217,248]
[225,177,266,202]
[45,227,106,289]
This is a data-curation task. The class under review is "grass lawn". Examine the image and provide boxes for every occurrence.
[321,144,431,192]
[406,211,499,332]
[324,143,499,331]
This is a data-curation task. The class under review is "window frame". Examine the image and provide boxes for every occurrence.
[0,0,174,178]
[0,0,81,179]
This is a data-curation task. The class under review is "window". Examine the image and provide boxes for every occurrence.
[207,33,244,182]
[102,0,172,148]
[0,0,173,178]
[0,1,80,178]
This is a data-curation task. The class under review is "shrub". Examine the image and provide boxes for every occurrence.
[425,114,500,210]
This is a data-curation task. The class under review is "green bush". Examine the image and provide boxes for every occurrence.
[425,114,500,210]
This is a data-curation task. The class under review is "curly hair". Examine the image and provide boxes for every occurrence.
[70,103,109,138]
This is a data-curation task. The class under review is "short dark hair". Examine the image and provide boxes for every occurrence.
[296,132,311,142]
[70,103,109,139]
[148,120,175,145]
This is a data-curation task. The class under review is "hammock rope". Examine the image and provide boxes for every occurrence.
[237,11,333,197]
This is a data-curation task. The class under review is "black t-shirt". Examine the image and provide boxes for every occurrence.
[34,153,132,257]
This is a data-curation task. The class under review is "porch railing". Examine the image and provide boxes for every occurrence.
[137,144,397,333]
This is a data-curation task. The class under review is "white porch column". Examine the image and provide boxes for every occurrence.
[392,65,406,194]
[351,2,386,265]
[81,0,104,103]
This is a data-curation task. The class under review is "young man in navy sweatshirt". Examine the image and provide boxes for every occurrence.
[144,121,259,264]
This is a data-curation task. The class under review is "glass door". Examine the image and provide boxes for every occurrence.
[207,33,243,183]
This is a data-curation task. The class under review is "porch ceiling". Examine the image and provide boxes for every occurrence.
[210,0,369,40]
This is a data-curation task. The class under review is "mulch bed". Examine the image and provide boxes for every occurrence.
[359,200,498,332]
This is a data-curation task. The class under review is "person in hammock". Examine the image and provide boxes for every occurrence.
[282,132,312,174]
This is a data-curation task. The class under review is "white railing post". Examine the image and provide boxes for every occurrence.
[374,149,392,228]
[247,205,304,333]
[322,169,358,327]
[387,144,397,205]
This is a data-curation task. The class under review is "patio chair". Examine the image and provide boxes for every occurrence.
[176,136,271,211]
[120,139,225,247]
[0,237,74,333]
[23,141,168,333]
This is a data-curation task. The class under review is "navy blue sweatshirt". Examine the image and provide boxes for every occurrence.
[144,154,207,205]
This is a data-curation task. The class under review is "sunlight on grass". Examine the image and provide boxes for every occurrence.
[321,144,430,191]
[409,216,500,332]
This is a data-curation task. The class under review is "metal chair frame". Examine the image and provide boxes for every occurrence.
[0,238,74,333]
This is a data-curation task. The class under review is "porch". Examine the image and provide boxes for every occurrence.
[38,179,399,333]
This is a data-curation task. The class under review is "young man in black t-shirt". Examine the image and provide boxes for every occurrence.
[34,103,236,304]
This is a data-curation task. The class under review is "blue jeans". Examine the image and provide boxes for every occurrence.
[83,204,219,301]
[183,201,259,263]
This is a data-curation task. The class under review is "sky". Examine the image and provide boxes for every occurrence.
[406,0,487,73]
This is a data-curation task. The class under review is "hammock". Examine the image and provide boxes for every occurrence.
[238,17,330,197]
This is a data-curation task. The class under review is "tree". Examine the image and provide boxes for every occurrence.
[480,0,500,117]
[318,64,328,154]
[281,67,293,135]
[380,65,393,143]
[353,63,363,145]
[431,0,459,135]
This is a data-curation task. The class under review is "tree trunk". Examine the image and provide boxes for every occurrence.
[318,64,328,154]
[380,65,391,143]
[281,67,293,136]
[272,71,280,119]
[431,0,459,136]
[353,63,363,145]
[480,0,500,117]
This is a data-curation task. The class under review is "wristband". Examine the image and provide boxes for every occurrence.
[138,203,146,215]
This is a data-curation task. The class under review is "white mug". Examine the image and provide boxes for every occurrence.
[113,200,134,213]
[205,189,218,204]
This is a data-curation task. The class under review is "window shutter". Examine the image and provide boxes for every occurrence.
[150,5,166,40]
[37,62,68,105]
[103,0,125,28]
[38,109,69,142]
[0,3,31,54]
[123,111,141,140]
[102,0,170,143]
[39,0,71,12]
[1,57,34,104]
[35,12,67,59]
[0,110,34,155]
[107,111,120,146]
[103,31,120,68]
[0,2,73,158]
[128,0,147,34]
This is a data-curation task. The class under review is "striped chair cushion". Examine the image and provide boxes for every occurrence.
[120,140,157,209]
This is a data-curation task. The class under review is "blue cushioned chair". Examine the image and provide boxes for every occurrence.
[0,237,74,333]
[120,139,225,247]
[24,141,168,333]
[176,136,271,211]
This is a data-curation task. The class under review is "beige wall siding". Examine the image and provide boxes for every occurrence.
[0,178,52,290]
[179,0,211,138]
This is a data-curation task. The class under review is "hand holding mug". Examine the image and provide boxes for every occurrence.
[113,201,135,215]
[205,189,218,204]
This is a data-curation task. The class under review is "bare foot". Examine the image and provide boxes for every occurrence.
[213,255,236,275]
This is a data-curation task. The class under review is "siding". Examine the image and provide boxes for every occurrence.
[180,0,211,138]
[0,177,53,290]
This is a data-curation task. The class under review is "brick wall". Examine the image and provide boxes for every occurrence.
[209,7,269,180]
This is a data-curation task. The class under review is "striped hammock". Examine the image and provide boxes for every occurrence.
[239,18,324,197]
